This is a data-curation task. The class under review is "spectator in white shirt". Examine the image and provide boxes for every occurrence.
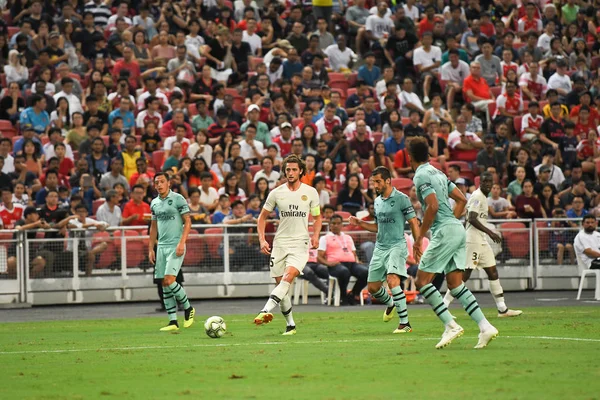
[239,124,265,165]
[95,190,122,227]
[198,171,219,211]
[253,156,281,189]
[399,77,424,118]
[537,20,555,53]
[324,35,356,72]
[53,77,83,116]
[574,215,600,270]
[243,18,262,56]
[412,32,442,104]
[547,59,572,100]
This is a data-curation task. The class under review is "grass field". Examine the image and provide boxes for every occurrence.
[1,306,599,400]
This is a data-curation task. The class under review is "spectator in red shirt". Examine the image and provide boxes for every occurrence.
[418,5,436,38]
[122,184,151,226]
[273,122,294,157]
[129,158,156,188]
[112,46,142,90]
[462,61,495,125]
[0,187,24,229]
[160,109,193,139]
[207,108,242,146]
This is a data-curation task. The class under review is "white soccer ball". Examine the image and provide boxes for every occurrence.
[204,316,227,338]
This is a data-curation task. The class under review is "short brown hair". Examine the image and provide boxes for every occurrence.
[281,154,306,178]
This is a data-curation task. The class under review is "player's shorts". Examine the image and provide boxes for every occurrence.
[419,223,466,275]
[270,244,309,278]
[154,245,185,279]
[466,242,496,270]
[368,246,408,282]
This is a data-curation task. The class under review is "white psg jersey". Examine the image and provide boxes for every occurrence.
[263,183,320,247]
[465,189,489,245]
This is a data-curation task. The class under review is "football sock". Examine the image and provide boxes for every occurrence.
[261,281,291,313]
[443,290,455,307]
[419,283,453,325]
[371,286,393,307]
[450,284,491,329]
[162,285,178,322]
[279,295,295,327]
[391,286,409,324]
[169,282,191,310]
[489,279,507,312]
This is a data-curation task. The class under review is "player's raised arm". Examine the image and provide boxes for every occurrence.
[348,216,378,232]
[257,208,272,255]
[448,185,467,219]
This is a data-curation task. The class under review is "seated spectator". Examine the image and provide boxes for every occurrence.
[487,183,517,219]
[212,194,232,224]
[549,208,575,265]
[566,196,590,219]
[218,173,247,203]
[369,142,397,178]
[198,172,219,212]
[187,187,212,225]
[474,40,502,87]
[317,214,368,306]
[0,82,25,124]
[99,158,129,195]
[160,109,193,139]
[349,120,373,162]
[163,143,185,173]
[574,215,600,269]
[520,101,544,143]
[0,187,25,229]
[515,179,544,219]
[337,173,366,215]
[20,95,50,135]
[6,207,52,278]
[122,184,151,226]
[164,124,191,162]
[240,124,265,166]
[447,116,483,162]
[460,103,483,138]
[253,156,281,189]
[477,135,507,176]
[534,150,565,189]
[462,61,495,125]
[96,189,122,227]
[67,204,109,276]
[507,166,526,204]
[324,34,356,73]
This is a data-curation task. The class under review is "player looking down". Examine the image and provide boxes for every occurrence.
[149,173,195,332]
[443,172,523,318]
[409,138,498,349]
[349,166,420,334]
[254,155,323,335]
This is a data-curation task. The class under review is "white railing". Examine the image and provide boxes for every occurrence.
[0,218,596,305]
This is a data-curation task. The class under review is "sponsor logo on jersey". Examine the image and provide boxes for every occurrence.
[280,204,307,218]
[377,211,395,224]
[155,212,176,221]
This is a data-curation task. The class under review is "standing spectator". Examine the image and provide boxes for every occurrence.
[317,214,368,305]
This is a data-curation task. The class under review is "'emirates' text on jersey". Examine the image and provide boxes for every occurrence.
[263,183,320,247]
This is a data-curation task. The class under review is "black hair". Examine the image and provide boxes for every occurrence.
[407,137,430,163]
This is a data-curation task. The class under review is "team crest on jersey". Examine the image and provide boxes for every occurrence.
[301,195,308,201]
[168,200,173,205]
[390,200,395,207]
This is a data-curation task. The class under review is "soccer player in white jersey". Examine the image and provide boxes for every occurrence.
[254,155,323,335]
[443,172,523,318]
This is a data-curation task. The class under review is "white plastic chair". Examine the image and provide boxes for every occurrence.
[576,255,600,300]
[292,279,326,305]
[326,276,365,306]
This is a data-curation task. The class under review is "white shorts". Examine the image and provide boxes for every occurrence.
[269,245,309,278]
[466,242,496,270]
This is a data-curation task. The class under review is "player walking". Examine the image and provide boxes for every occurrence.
[149,173,195,332]
[409,138,498,349]
[348,166,420,334]
[254,155,322,335]
[443,172,523,317]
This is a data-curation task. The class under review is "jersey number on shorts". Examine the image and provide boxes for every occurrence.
[269,257,274,268]
[472,252,479,263]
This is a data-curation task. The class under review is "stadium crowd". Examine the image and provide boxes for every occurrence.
[0,0,600,279]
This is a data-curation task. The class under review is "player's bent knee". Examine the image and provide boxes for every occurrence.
[386,274,401,288]
[367,281,382,294]
[163,275,176,286]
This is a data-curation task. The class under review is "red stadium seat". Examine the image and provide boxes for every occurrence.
[372,132,383,144]
[513,116,522,135]
[474,176,480,187]
[536,221,550,253]
[329,80,349,93]
[188,103,198,116]
[430,160,443,171]
[490,86,502,98]
[335,211,352,220]
[335,163,346,178]
[329,195,337,206]
[500,222,530,258]
[249,165,261,177]
[328,73,346,81]
[347,73,358,88]
[391,178,413,194]
[114,230,145,268]
[7,27,19,39]
[152,150,165,170]
[92,232,117,269]
[204,228,223,259]
[184,230,206,266]
[92,199,106,215]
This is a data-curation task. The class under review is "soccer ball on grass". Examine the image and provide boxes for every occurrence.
[204,316,227,338]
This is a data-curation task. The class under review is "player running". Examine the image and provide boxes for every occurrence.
[443,172,523,318]
[254,155,322,335]
[409,138,498,349]
[149,173,195,332]
[348,166,420,334]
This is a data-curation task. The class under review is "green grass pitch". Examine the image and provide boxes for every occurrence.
[1,306,599,399]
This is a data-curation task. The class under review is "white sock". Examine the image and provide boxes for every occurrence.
[279,295,295,327]
[444,319,459,329]
[477,317,493,332]
[443,290,455,307]
[261,281,291,313]
[489,279,507,312]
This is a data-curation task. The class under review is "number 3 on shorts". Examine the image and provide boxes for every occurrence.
[472,252,478,262]
[269,257,275,268]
